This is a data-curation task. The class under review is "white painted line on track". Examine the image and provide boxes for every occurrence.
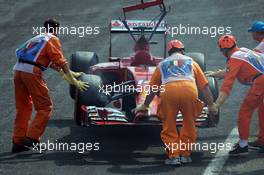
[203,127,239,175]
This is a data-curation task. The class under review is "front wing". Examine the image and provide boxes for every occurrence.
[79,106,214,128]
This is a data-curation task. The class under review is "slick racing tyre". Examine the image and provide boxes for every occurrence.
[186,52,206,72]
[198,77,220,127]
[207,77,219,101]
[74,74,109,125]
[207,77,220,126]
[70,51,99,99]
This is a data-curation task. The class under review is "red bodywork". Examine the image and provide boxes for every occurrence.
[77,0,211,127]
[79,51,209,127]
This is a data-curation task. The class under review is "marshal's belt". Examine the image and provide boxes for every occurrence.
[252,73,263,82]
[18,59,47,71]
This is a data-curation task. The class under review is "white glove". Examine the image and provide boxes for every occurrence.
[205,69,226,79]
[215,92,228,107]
[208,103,219,115]
[134,104,149,114]
[205,71,216,77]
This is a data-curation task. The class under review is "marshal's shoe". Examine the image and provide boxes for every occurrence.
[165,157,181,165]
[180,156,192,164]
[11,143,30,153]
[248,140,264,149]
[229,143,248,156]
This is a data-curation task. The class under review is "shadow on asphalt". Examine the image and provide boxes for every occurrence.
[239,170,264,175]
[1,119,256,174]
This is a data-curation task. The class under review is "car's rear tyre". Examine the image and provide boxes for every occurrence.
[70,51,99,99]
[207,77,219,101]
[198,76,220,127]
[74,74,109,125]
[207,77,220,126]
[74,92,83,126]
[186,52,206,72]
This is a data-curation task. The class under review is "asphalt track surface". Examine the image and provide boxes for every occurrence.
[0,0,263,175]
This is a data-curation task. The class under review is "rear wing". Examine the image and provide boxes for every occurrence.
[110,20,166,33]
[118,0,168,42]
[123,0,165,17]
[109,0,169,57]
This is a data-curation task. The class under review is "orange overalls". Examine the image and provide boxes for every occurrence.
[149,53,208,158]
[221,48,264,142]
[254,39,264,144]
[13,33,67,145]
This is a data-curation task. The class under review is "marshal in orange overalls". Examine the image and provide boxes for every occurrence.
[254,38,264,144]
[13,33,67,145]
[149,53,208,158]
[221,48,264,142]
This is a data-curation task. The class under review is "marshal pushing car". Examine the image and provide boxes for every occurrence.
[69,0,220,128]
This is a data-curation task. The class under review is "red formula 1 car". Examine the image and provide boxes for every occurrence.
[69,0,219,128]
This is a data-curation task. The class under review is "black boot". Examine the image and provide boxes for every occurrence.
[11,143,30,153]
[23,137,47,152]
[23,137,40,148]
[249,140,264,149]
[229,143,248,156]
